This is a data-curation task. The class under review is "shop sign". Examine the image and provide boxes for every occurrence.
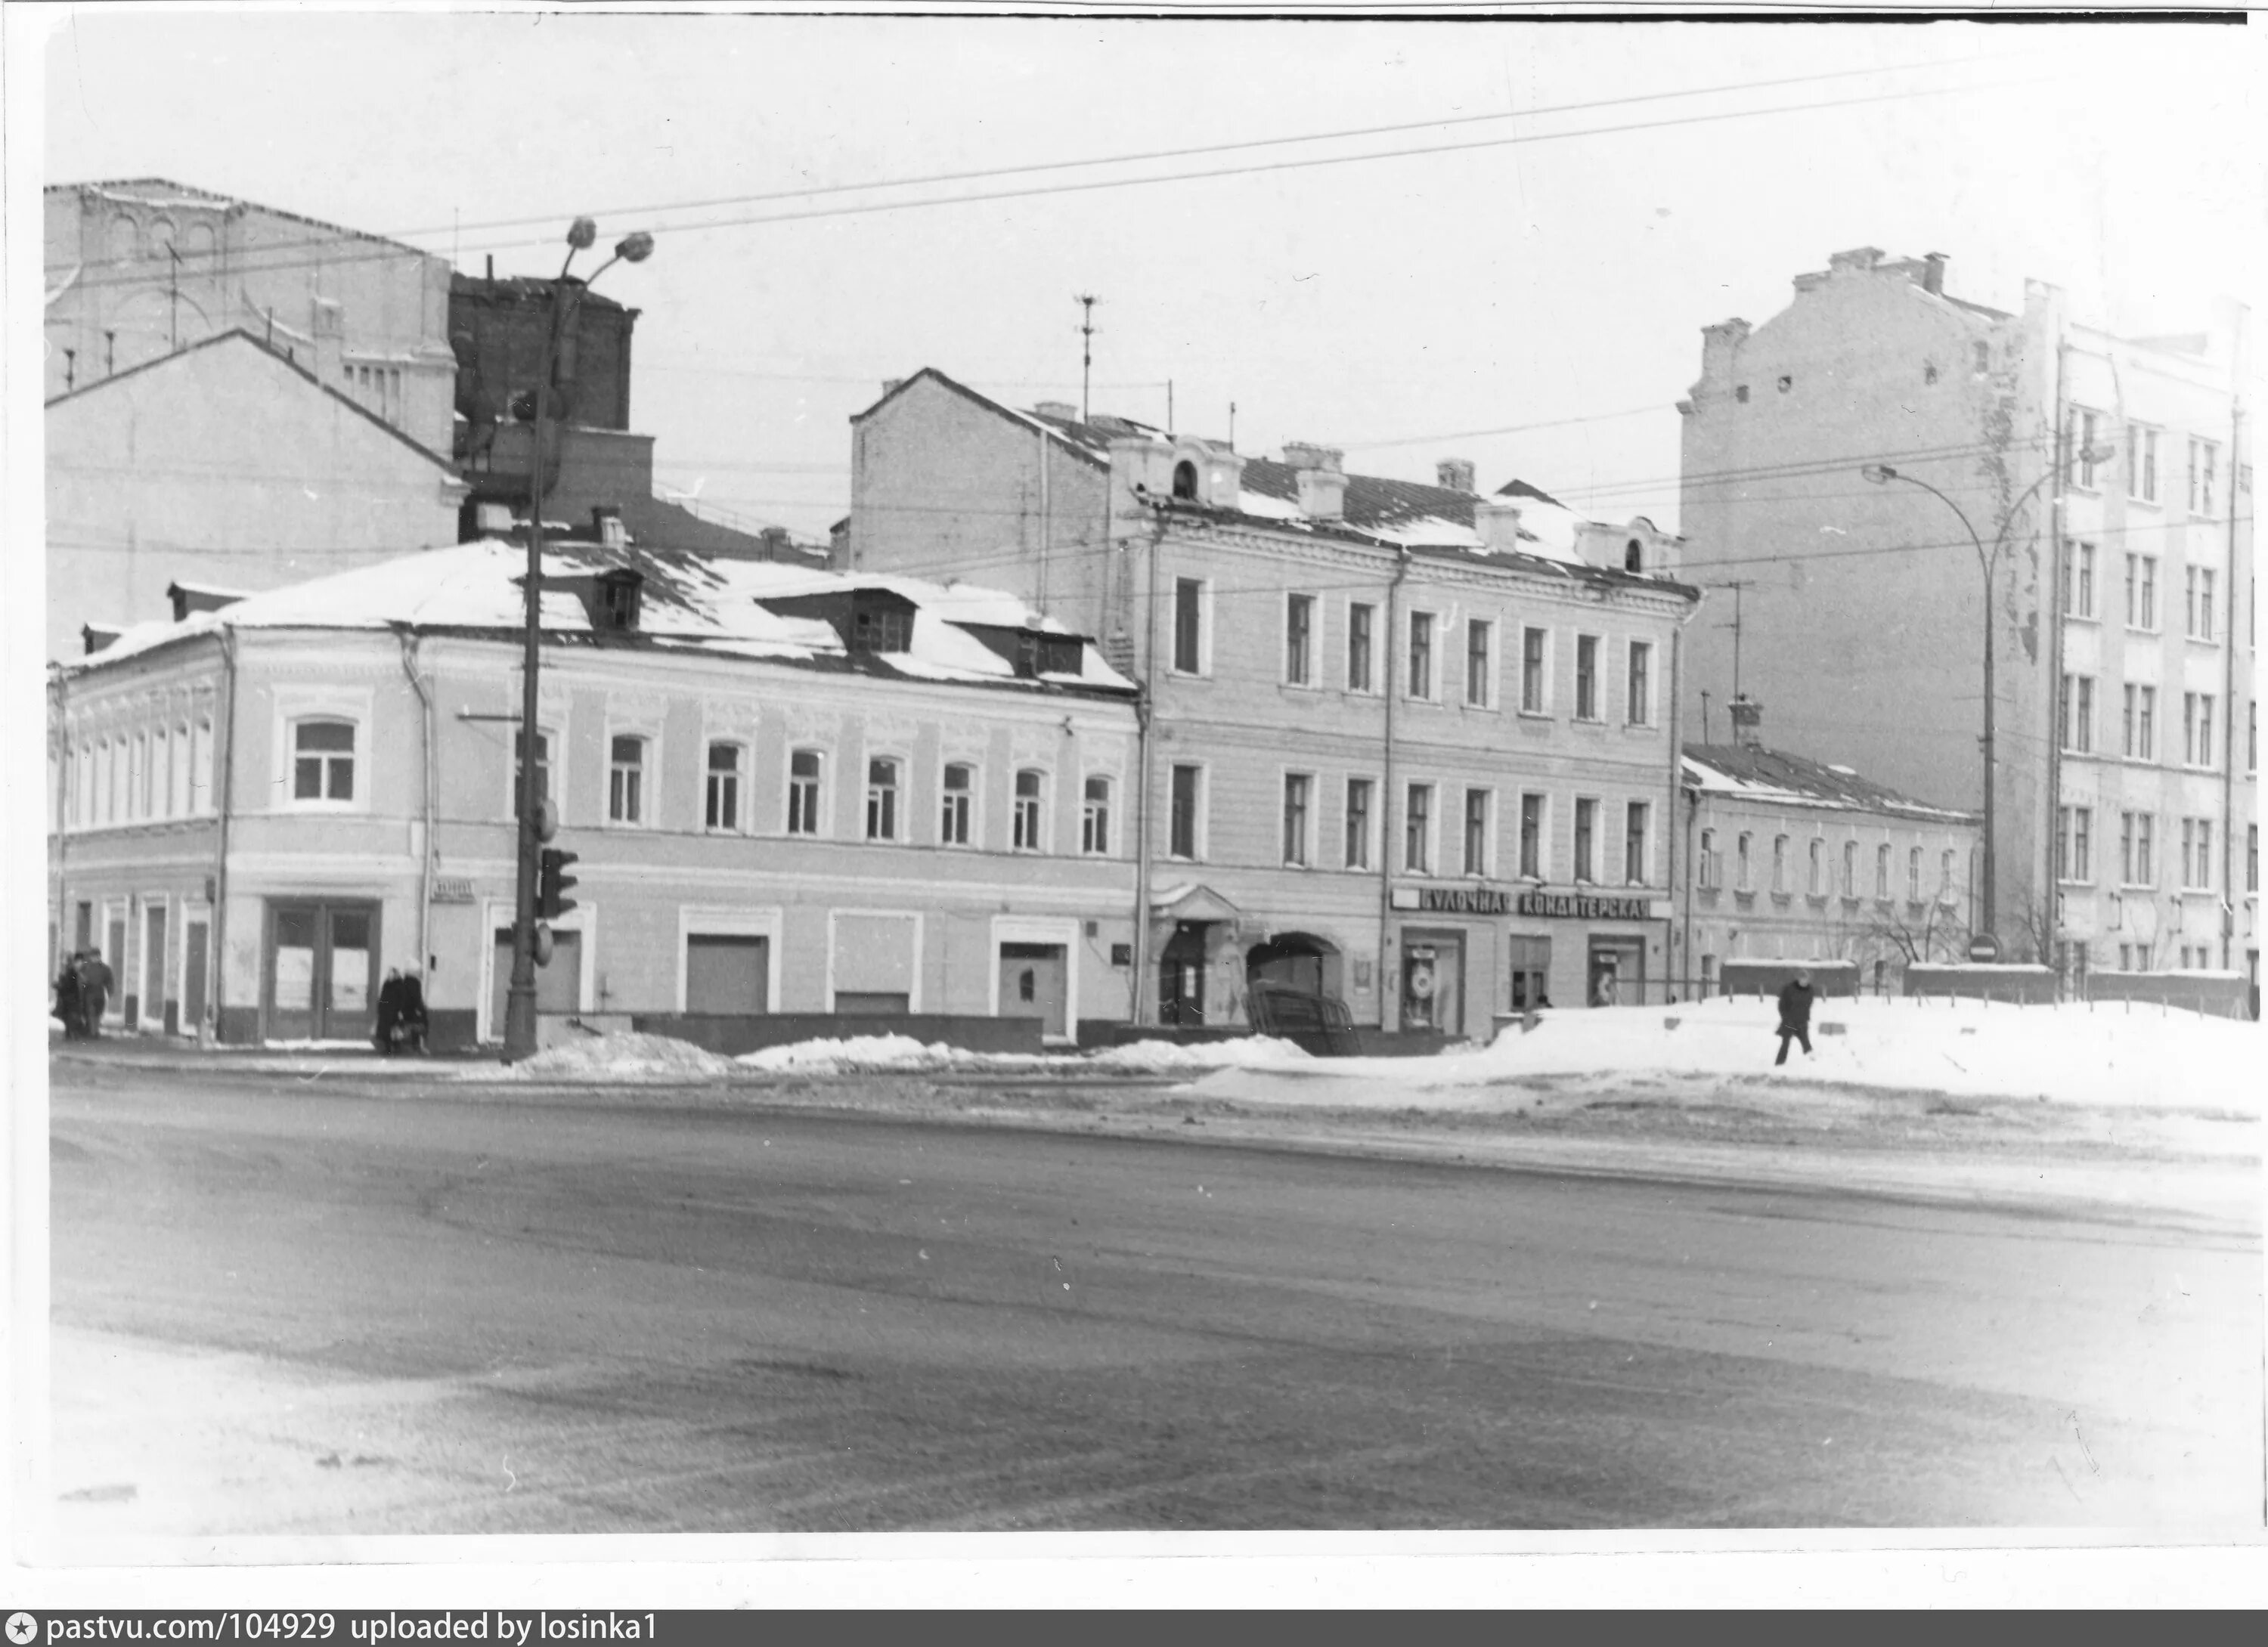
[1402,884,1516,915]
[1515,890,1654,922]
[431,877,477,905]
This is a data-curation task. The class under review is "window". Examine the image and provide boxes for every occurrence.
[2127,554,2158,629]
[608,734,646,823]
[1841,841,1857,897]
[2248,823,2257,895]
[2187,567,2217,639]
[1284,594,1315,686]
[1465,619,1494,707]
[786,749,823,835]
[1574,799,1598,884]
[1941,847,1958,899]
[1345,778,1374,870]
[2180,818,2213,889]
[1464,788,1492,878]
[1771,834,1789,896]
[866,757,901,841]
[2123,686,2137,757]
[2121,812,2156,885]
[941,763,973,846]
[2185,692,2216,766]
[1737,832,1754,893]
[1347,602,1375,692]
[1082,776,1111,855]
[1520,627,1547,714]
[2251,701,2258,772]
[1520,794,1545,879]
[705,742,742,831]
[851,603,911,655]
[2189,438,2219,515]
[1574,636,1599,720]
[2057,806,2090,881]
[1807,838,1825,897]
[1876,843,1892,899]
[1625,642,1653,725]
[1625,802,1649,887]
[1907,846,1923,902]
[515,728,551,810]
[1012,769,1045,852]
[292,719,355,803]
[1173,578,1204,673]
[2076,410,2102,488]
[1282,773,1312,866]
[1169,765,1201,859]
[2127,425,2158,503]
[2136,686,2156,760]
[1407,612,1435,700]
[1404,783,1433,874]
[2060,673,2094,753]
[192,720,213,814]
[2067,541,2096,618]
[138,732,156,819]
[1699,828,1718,890]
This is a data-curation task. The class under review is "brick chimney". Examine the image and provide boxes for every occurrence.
[1729,694,1765,748]
[1436,457,1476,493]
[591,506,627,550]
[1921,252,1947,296]
[1033,400,1078,422]
[1472,499,1523,556]
[1284,443,1346,521]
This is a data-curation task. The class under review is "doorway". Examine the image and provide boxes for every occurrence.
[1587,935,1644,1008]
[1399,930,1465,1035]
[143,902,169,1032]
[1506,933,1551,1011]
[1159,921,1210,1026]
[183,918,209,1034]
[1246,933,1339,998]
[265,901,380,1041]
[998,942,1068,1038]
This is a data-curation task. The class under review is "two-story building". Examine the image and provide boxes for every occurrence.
[1681,698,1983,994]
[48,523,1141,1050]
[844,370,1705,1029]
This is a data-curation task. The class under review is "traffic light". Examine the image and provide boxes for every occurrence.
[538,847,579,920]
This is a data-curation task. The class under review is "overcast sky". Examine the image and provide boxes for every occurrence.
[26,8,2265,541]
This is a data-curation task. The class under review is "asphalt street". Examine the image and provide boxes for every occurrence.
[45,1060,2264,1532]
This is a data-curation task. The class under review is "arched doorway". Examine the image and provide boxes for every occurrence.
[1246,933,1340,998]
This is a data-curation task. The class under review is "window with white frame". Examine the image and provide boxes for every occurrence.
[1082,776,1111,855]
[705,741,743,831]
[1284,593,1315,686]
[1625,802,1649,887]
[1464,788,1492,878]
[2060,673,2095,753]
[291,719,356,803]
[608,734,647,823]
[2184,692,2217,766]
[1345,777,1374,871]
[1876,843,1891,899]
[1807,838,1825,896]
[2121,811,2155,885]
[1574,636,1600,720]
[1406,611,1436,701]
[1573,798,1598,884]
[941,762,974,845]
[192,720,213,814]
[1625,642,1653,725]
[1465,619,1494,707]
[2180,818,2213,888]
[1772,834,1789,895]
[1907,846,1923,902]
[1172,578,1206,674]
[170,723,191,817]
[866,757,901,841]
[2066,541,2096,618]
[1282,773,1312,866]
[2127,424,2158,503]
[1520,627,1548,714]
[1699,828,1718,890]
[1520,794,1546,880]
[1941,846,1959,899]
[1841,841,1857,897]
[1346,602,1376,693]
[1737,831,1754,893]
[1012,769,1046,852]
[786,748,824,836]
[2189,438,2218,515]
[1404,782,1434,874]
[2187,567,2217,639]
[1170,765,1202,859]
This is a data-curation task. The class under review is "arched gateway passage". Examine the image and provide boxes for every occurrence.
[1245,933,1340,999]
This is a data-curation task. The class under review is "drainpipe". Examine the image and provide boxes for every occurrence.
[1036,425,1052,620]
[1374,544,1412,1031]
[212,626,240,1043]
[2220,396,2244,970]
[48,665,69,974]
[1129,506,1164,1025]
[393,624,438,977]
[2044,331,2070,982]
[1669,611,1690,1001]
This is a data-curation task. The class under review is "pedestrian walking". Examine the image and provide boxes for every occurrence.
[373,968,403,1054]
[1774,967,1816,1067]
[53,956,84,1039]
[76,949,113,1039]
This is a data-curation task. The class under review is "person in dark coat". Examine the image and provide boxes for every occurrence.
[1774,968,1817,1066]
[76,949,113,1039]
[373,968,403,1054]
[394,969,429,1054]
[54,957,83,1039]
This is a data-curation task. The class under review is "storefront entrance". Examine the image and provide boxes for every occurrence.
[265,901,380,1042]
[1399,930,1465,1035]
[1507,933,1551,1011]
[997,942,1069,1038]
[1587,935,1645,1007]
[1159,921,1210,1026]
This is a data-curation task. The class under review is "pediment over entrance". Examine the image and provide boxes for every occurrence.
[1150,883,1241,924]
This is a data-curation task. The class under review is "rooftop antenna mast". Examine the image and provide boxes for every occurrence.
[1715,580,1755,701]
[1075,293,1099,422]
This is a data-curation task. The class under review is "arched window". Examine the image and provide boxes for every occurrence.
[1171,460,1198,501]
[1082,776,1111,855]
[1012,769,1046,852]
[1624,538,1643,572]
[192,719,213,814]
[1876,843,1891,899]
[170,723,191,817]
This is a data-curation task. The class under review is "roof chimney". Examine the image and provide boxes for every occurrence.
[1472,499,1523,556]
[881,378,905,398]
[1729,694,1765,748]
[1033,400,1078,422]
[591,506,627,550]
[1285,442,1346,522]
[1921,251,1947,295]
[1436,457,1476,494]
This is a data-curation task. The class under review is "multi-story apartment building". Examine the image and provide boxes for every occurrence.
[1678,248,2253,1003]
[846,370,1703,1028]
[47,529,1139,1049]
[1682,698,1982,994]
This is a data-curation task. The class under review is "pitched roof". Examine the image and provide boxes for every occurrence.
[48,178,435,259]
[67,539,1136,699]
[44,328,456,470]
[1683,743,1975,822]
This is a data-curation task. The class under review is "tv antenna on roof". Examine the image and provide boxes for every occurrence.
[1075,293,1099,422]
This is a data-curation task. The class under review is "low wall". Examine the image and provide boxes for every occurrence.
[634,1013,1045,1057]
[1902,964,2058,1005]
[2081,972,2253,1020]
[1718,960,1861,1000]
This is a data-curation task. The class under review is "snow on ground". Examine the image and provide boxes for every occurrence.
[481,1029,741,1082]
[1081,1036,1312,1073]
[1193,995,2259,1115]
[735,1032,1312,1074]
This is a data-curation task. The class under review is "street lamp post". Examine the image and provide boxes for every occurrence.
[501,220,653,1061]
[1859,451,2107,949]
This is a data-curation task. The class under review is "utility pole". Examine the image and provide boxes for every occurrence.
[1075,294,1098,422]
[1699,689,1712,746]
[1167,378,1174,432]
[1228,400,1237,447]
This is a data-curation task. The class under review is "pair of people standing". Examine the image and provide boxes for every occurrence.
[52,949,114,1039]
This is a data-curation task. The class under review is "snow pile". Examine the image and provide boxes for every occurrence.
[485,1029,741,1082]
[1193,995,2260,1114]
[1083,1036,1313,1073]
[736,1034,1020,1073]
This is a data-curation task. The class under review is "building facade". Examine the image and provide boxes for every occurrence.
[1678,247,2253,999]
[846,370,1703,1027]
[48,538,1140,1050]
[1681,700,1983,994]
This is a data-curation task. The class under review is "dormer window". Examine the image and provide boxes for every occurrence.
[850,592,915,654]
[1624,538,1643,573]
[1172,460,1199,501]
[595,569,643,633]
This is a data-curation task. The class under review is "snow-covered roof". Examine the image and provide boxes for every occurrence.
[1683,743,1976,824]
[66,539,1136,698]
